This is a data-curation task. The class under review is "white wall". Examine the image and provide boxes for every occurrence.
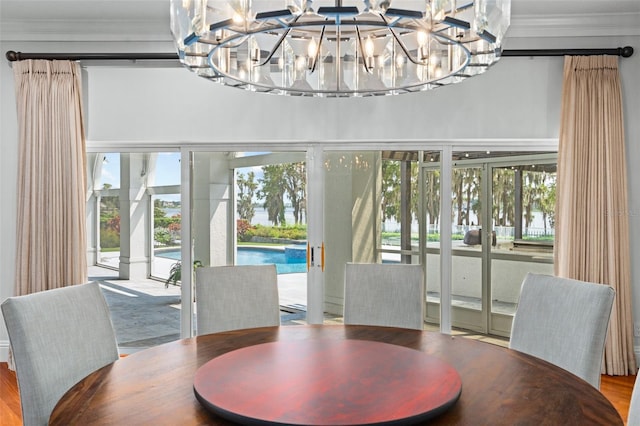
[83,55,562,142]
[1,35,640,361]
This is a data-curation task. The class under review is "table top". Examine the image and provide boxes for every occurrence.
[50,325,623,425]
[193,339,462,425]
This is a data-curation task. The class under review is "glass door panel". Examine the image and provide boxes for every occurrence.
[489,159,556,336]
[96,152,121,269]
[236,155,308,319]
[424,151,556,336]
[190,151,308,330]
[87,151,182,352]
[150,193,182,280]
[324,151,423,322]
[97,194,121,268]
[149,153,182,281]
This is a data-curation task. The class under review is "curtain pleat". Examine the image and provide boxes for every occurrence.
[13,60,88,296]
[555,55,636,376]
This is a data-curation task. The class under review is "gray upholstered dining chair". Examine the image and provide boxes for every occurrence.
[195,264,280,335]
[628,374,640,425]
[343,263,424,330]
[1,282,119,426]
[509,273,615,389]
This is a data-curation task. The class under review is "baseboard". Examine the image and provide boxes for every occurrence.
[0,339,9,363]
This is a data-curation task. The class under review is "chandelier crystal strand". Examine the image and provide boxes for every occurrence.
[170,0,510,97]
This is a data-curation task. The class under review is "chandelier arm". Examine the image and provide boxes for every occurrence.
[375,13,427,66]
[214,34,251,49]
[355,25,373,75]
[255,12,306,67]
[455,2,474,13]
[310,24,327,74]
[255,28,291,67]
[386,26,424,66]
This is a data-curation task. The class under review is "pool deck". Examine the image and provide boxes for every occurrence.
[92,250,510,352]
[89,259,320,352]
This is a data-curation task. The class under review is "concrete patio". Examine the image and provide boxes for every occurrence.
[89,264,334,352]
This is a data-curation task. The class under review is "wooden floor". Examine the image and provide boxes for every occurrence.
[0,362,636,425]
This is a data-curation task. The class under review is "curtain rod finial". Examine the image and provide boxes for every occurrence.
[621,46,634,58]
[6,51,19,61]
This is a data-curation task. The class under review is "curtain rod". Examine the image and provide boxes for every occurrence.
[5,46,634,62]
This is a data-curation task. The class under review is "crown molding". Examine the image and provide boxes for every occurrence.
[509,12,640,38]
[1,12,639,43]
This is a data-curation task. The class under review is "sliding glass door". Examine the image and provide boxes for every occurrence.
[425,151,557,336]
[189,151,309,332]
[322,150,426,320]
[87,151,182,351]
[87,145,557,348]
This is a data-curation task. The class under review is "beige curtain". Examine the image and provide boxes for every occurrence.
[555,55,636,376]
[13,60,88,295]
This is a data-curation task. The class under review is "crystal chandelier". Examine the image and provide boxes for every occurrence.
[170,1,510,97]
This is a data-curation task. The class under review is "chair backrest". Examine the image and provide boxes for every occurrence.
[628,373,640,425]
[343,263,424,330]
[1,282,119,426]
[509,273,615,389]
[195,264,280,335]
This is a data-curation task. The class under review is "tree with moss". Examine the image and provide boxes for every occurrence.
[259,165,287,225]
[237,171,258,222]
[282,162,306,224]
[381,161,401,230]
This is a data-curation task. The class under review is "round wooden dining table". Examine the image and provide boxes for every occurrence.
[50,325,622,425]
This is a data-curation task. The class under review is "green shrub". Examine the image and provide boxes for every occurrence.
[154,227,172,246]
[100,229,120,249]
[237,219,254,242]
[244,224,307,240]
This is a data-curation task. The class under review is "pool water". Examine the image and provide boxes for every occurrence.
[156,247,307,275]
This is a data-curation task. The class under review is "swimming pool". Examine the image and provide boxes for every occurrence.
[155,246,307,274]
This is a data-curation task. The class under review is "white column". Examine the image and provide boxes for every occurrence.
[119,153,151,279]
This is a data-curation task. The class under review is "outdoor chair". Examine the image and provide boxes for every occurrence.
[195,264,280,335]
[343,263,424,330]
[1,282,119,426]
[509,273,615,389]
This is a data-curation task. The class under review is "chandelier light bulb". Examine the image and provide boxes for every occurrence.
[364,36,375,70]
[170,0,511,97]
[308,38,318,58]
[295,56,307,71]
[417,30,428,46]
[232,13,244,24]
[364,36,375,58]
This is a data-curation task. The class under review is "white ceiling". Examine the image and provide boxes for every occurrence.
[1,0,639,42]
